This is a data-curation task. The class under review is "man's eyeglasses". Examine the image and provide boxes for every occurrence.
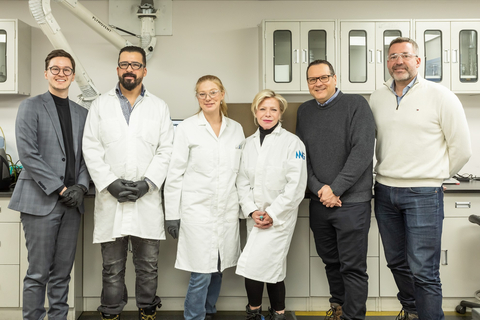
[388,53,418,61]
[307,74,334,85]
[118,61,144,70]
[196,90,221,100]
[48,66,74,76]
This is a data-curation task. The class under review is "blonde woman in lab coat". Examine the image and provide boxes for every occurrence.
[164,75,245,320]
[236,89,307,320]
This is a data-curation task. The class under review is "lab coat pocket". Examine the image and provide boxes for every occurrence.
[99,119,121,145]
[191,146,214,174]
[224,190,240,223]
[181,191,213,224]
[265,166,287,190]
[140,120,159,147]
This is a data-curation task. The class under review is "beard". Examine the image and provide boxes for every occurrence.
[390,65,415,82]
[119,72,142,91]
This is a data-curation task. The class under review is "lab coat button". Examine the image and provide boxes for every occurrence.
[60,176,64,180]
[62,158,65,162]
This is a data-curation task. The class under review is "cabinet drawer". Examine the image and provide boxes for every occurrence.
[444,193,480,217]
[0,199,20,222]
[0,223,20,264]
[0,264,20,307]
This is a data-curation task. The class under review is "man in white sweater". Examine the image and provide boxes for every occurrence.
[370,37,471,320]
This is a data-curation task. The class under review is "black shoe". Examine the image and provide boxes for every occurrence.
[205,313,215,320]
[267,307,286,320]
[246,304,265,320]
[101,313,120,320]
[139,305,157,320]
[395,309,418,320]
[325,303,342,320]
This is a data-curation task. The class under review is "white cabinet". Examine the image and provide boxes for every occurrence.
[0,198,20,308]
[416,20,480,93]
[260,20,336,93]
[339,20,411,93]
[0,19,31,95]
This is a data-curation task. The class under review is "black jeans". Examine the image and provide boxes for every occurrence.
[98,236,161,315]
[310,200,371,320]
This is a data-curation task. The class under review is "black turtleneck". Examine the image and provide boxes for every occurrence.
[259,122,279,145]
[51,92,75,189]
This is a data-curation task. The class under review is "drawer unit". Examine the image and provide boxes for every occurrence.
[0,223,20,264]
[444,193,480,217]
[0,264,20,307]
[0,198,20,222]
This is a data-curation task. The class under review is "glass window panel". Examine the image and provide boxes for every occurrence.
[383,30,402,81]
[273,30,292,83]
[424,30,442,82]
[308,30,327,63]
[0,30,6,83]
[349,30,367,83]
[459,30,477,83]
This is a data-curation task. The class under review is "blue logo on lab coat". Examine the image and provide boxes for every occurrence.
[296,151,305,160]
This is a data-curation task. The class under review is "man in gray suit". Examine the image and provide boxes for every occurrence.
[9,49,89,320]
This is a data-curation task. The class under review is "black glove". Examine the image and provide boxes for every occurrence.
[130,180,149,201]
[107,179,138,202]
[166,219,180,239]
[59,185,86,208]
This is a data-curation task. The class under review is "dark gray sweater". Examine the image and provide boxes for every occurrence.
[296,91,375,203]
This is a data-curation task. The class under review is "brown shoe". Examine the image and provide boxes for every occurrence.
[325,303,342,320]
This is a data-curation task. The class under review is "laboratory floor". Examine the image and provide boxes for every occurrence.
[77,310,471,320]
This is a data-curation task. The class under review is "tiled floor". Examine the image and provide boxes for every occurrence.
[78,310,472,320]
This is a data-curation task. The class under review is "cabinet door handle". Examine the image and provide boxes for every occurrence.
[444,49,450,63]
[293,49,299,64]
[455,201,471,208]
[369,49,374,63]
[441,249,448,265]
[452,49,458,63]
[377,49,382,64]
[302,49,308,64]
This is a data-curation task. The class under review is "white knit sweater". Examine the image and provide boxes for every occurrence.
[369,76,472,187]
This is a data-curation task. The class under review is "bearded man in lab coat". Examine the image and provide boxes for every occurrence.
[296,60,375,320]
[82,46,174,320]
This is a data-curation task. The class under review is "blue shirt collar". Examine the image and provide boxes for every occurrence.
[317,88,339,107]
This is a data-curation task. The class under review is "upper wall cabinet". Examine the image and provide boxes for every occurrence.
[260,20,336,93]
[339,20,411,93]
[416,20,480,93]
[0,19,31,95]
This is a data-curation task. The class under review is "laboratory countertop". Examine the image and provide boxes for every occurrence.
[2,180,480,199]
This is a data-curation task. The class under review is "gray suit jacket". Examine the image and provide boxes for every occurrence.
[9,91,90,215]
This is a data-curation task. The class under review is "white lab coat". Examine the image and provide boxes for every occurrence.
[164,112,245,273]
[82,88,174,243]
[235,124,307,283]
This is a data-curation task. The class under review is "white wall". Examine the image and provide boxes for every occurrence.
[0,0,479,173]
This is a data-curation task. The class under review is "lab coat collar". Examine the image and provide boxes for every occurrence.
[252,121,283,137]
[197,110,228,139]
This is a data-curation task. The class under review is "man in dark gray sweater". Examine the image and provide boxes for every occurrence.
[296,60,375,320]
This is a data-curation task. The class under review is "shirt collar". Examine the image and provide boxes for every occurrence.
[390,76,417,98]
[317,88,339,107]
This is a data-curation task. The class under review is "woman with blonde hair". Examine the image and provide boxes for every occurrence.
[236,89,307,320]
[165,75,245,320]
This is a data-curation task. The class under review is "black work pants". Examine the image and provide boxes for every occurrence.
[245,278,285,311]
[310,200,371,320]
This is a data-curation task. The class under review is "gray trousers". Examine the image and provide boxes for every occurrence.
[98,236,161,315]
[21,202,81,320]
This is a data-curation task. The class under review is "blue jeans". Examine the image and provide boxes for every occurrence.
[374,183,444,320]
[98,236,161,315]
[184,272,223,320]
